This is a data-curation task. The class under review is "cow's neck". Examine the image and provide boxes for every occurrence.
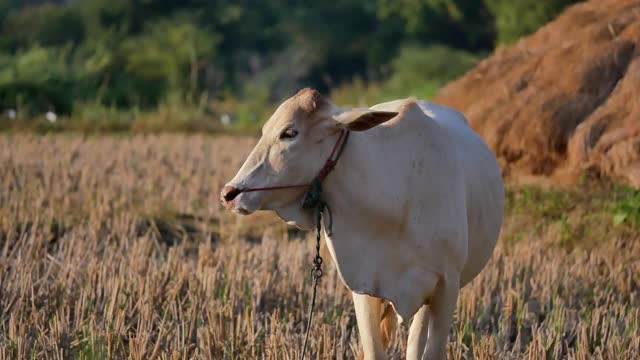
[320,127,410,281]
[319,131,393,314]
[321,111,440,235]
[322,126,410,232]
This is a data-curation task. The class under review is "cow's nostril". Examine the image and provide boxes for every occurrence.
[221,185,242,202]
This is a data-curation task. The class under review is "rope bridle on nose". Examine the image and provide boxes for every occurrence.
[233,130,350,360]
[234,129,349,195]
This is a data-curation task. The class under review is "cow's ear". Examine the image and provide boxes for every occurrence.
[334,109,398,131]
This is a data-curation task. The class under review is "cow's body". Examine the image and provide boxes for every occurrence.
[322,99,503,321]
[221,90,504,360]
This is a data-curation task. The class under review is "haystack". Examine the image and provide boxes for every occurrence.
[435,0,640,188]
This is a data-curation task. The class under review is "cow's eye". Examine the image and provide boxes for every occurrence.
[279,128,298,140]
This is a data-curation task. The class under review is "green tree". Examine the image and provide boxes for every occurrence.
[0,0,586,126]
[120,17,219,101]
[377,0,495,51]
[2,3,85,48]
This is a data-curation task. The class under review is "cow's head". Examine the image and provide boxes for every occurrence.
[220,88,397,229]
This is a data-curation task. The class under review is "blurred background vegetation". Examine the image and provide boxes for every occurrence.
[0,0,582,132]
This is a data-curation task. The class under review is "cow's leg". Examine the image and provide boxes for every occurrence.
[406,304,429,360]
[423,277,460,360]
[352,292,386,360]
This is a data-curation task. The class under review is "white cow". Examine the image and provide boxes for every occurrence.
[221,88,504,360]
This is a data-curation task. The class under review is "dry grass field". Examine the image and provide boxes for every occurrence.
[0,134,638,360]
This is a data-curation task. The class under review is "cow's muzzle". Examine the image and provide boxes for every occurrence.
[220,185,241,206]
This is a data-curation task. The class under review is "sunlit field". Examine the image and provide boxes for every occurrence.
[0,134,638,359]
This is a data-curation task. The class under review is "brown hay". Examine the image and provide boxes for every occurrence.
[435,0,640,187]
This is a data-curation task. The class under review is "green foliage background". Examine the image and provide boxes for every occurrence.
[0,0,582,131]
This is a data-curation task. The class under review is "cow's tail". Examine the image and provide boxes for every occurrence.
[356,300,397,360]
[380,301,398,349]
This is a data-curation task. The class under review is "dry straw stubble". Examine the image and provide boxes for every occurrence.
[0,134,638,359]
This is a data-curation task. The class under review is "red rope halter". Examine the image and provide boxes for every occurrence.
[236,130,348,194]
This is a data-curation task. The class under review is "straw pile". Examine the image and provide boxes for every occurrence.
[436,0,640,187]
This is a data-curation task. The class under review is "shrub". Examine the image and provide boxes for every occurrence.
[386,44,481,96]
[331,44,481,106]
[612,186,640,227]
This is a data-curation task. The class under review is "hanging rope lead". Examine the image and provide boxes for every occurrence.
[300,200,325,360]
